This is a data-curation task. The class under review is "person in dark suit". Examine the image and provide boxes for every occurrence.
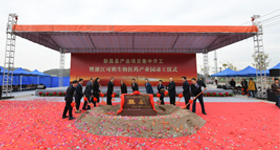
[120,80,127,94]
[271,78,280,108]
[75,79,84,113]
[229,78,236,88]
[131,78,139,92]
[157,80,165,105]
[145,78,154,94]
[191,78,207,115]
[241,78,248,94]
[82,78,94,110]
[93,78,101,107]
[62,80,78,120]
[106,77,114,105]
[182,76,191,110]
[167,78,176,105]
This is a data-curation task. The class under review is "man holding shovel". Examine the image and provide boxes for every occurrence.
[190,78,207,115]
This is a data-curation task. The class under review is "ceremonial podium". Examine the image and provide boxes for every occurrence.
[118,94,157,116]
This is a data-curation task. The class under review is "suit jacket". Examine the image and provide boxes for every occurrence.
[75,83,84,99]
[191,82,206,96]
[93,81,100,93]
[241,81,248,88]
[131,83,139,91]
[230,80,236,87]
[167,81,176,98]
[84,81,93,98]
[271,83,280,96]
[65,84,76,102]
[182,81,190,97]
[157,84,164,97]
[145,82,154,94]
[121,83,127,93]
[107,81,114,95]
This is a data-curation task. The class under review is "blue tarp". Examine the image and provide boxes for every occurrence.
[0,75,20,86]
[39,76,51,87]
[50,77,70,87]
[0,75,69,87]
[211,68,238,77]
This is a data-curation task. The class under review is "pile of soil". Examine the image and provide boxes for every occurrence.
[75,104,206,139]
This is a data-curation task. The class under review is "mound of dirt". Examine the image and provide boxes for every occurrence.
[75,104,206,139]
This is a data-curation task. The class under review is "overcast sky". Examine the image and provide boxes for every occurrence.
[0,0,279,74]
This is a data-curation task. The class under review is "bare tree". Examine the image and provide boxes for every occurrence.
[252,53,270,70]
[221,61,238,71]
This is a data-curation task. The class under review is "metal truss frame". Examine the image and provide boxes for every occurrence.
[2,14,18,97]
[252,15,267,98]
[202,49,209,82]
[59,49,65,87]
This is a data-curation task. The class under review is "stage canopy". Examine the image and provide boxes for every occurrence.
[12,25,258,53]
[211,68,238,77]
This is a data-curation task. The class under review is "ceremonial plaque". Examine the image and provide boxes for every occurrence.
[119,94,157,116]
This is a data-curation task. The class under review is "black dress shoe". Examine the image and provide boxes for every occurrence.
[69,117,76,120]
[62,116,68,119]
[203,113,207,115]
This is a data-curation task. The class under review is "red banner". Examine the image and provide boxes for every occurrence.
[70,53,197,86]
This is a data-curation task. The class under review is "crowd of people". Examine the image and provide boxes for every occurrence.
[229,77,280,108]
[62,77,208,120]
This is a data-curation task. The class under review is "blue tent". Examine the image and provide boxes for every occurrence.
[269,62,280,70]
[0,66,3,73]
[268,62,280,76]
[30,69,51,85]
[211,68,238,77]
[0,66,12,74]
[232,66,269,77]
[31,69,50,77]
[13,67,32,76]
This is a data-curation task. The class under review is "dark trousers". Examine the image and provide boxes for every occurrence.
[63,101,73,118]
[192,95,206,113]
[249,90,255,98]
[243,87,248,94]
[75,96,82,110]
[169,97,175,105]
[107,94,112,105]
[276,96,280,108]
[93,92,100,107]
[82,96,91,110]
[184,94,190,110]
[160,95,164,105]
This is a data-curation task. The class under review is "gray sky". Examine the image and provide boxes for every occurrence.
[0,0,279,74]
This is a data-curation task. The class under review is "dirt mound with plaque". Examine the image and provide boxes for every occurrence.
[75,94,206,138]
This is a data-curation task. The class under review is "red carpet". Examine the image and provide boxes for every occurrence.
[0,99,279,149]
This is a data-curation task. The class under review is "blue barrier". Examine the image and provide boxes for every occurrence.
[0,75,69,87]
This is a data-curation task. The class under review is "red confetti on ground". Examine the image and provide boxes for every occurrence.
[0,99,279,149]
